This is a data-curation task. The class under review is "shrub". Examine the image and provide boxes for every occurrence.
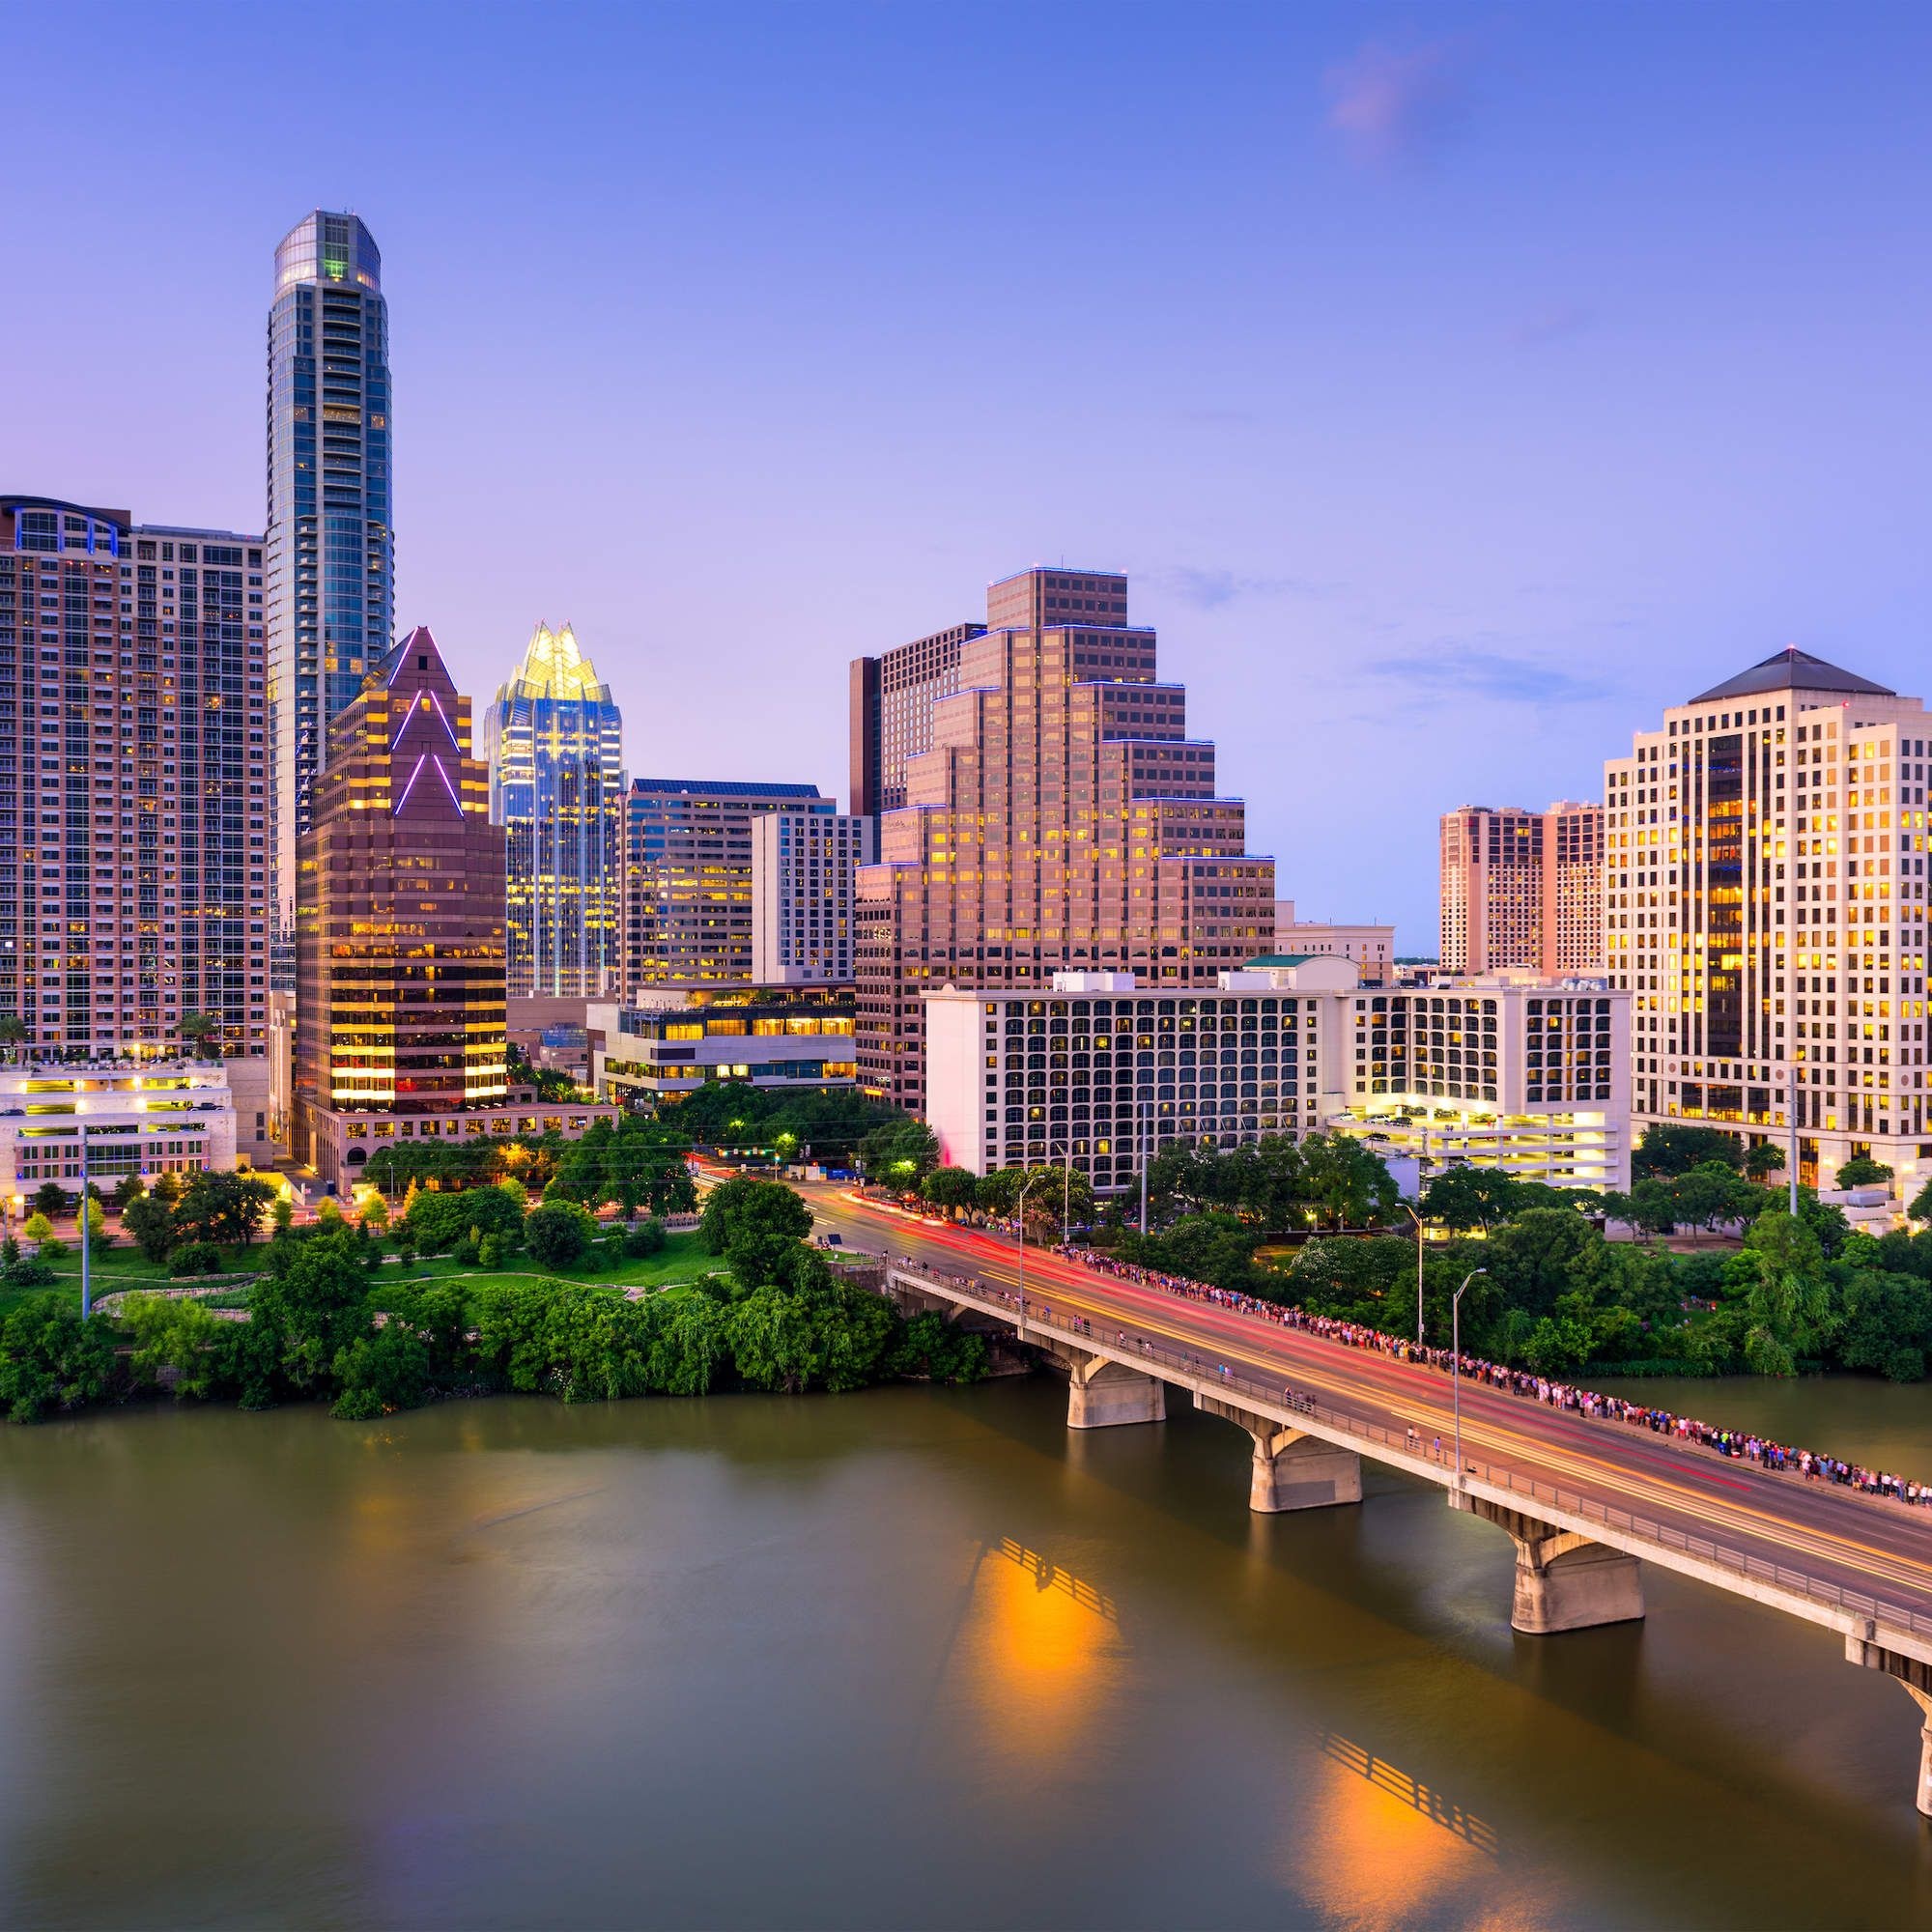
[525,1200,596,1270]
[167,1240,224,1277]
[476,1233,502,1269]
[624,1217,668,1259]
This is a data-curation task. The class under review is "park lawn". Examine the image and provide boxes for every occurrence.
[1,1240,269,1320]
[382,1230,723,1296]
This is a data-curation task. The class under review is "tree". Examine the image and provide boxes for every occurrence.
[525,1200,597,1270]
[124,1293,227,1403]
[860,1119,940,1187]
[176,1010,222,1059]
[123,1193,180,1264]
[1834,1155,1894,1190]
[406,1181,524,1256]
[1421,1165,1520,1234]
[250,1232,375,1397]
[1634,1124,1744,1179]
[1294,1134,1401,1230]
[21,1212,52,1249]
[922,1166,980,1219]
[330,1324,431,1419]
[1485,1209,1599,1323]
[724,1250,896,1393]
[699,1175,813,1288]
[109,1173,147,1213]
[31,1181,71,1220]
[1670,1161,1758,1241]
[1744,1143,1787,1183]
[1739,1208,1832,1377]
[167,1240,224,1276]
[0,1293,116,1422]
[174,1170,276,1248]
[1835,1268,1932,1382]
[0,1014,28,1063]
[82,1198,110,1248]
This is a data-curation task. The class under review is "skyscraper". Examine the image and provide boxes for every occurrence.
[753,810,876,983]
[1605,645,1932,1197]
[267,210,393,939]
[292,625,508,1183]
[848,620,982,816]
[0,497,271,1144]
[1439,801,1604,975]
[481,622,625,999]
[854,565,1275,1115]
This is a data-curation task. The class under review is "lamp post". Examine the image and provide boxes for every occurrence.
[1451,1267,1486,1489]
[78,1120,91,1321]
[1014,1168,1047,1340]
[1136,1093,1151,1236]
[1045,1137,1076,1246]
[1786,1063,1799,1217]
[1403,1203,1426,1345]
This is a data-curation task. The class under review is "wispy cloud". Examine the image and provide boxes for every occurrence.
[1363,647,1613,706]
[1324,37,1463,170]
[1154,567,1327,611]
[1513,302,1595,349]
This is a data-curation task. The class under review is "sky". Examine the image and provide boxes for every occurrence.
[4,0,1930,948]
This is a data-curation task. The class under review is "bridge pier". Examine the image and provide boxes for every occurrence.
[1195,1393,1363,1511]
[1847,1634,1932,1818]
[1462,1496,1645,1634]
[1038,1341,1166,1429]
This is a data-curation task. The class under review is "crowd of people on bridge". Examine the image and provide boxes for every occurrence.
[994,1239,1932,1512]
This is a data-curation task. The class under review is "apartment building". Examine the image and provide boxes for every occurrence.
[752,810,875,983]
[1440,800,1604,975]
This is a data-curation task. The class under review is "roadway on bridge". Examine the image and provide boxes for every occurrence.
[799,1182,1932,1620]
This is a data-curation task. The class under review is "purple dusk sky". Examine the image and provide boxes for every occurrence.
[6,1,1929,947]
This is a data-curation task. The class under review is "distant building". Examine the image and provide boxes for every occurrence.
[622,779,830,988]
[1273,900,1394,983]
[1606,644,1932,1201]
[923,959,1629,1197]
[267,210,393,938]
[292,625,613,1190]
[753,810,875,983]
[1439,801,1604,975]
[590,984,857,1106]
[482,622,625,998]
[849,621,982,817]
[0,497,272,1153]
[0,1057,240,1210]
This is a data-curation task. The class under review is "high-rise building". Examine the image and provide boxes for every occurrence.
[267,210,393,939]
[855,565,1275,1118]
[292,626,508,1183]
[481,622,625,999]
[752,810,876,983]
[848,620,982,817]
[623,779,831,988]
[1439,801,1604,975]
[1605,645,1932,1197]
[0,497,271,1144]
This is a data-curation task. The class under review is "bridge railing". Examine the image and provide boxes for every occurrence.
[886,1258,1932,1650]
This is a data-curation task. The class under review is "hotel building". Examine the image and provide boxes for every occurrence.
[482,622,625,998]
[752,810,875,983]
[0,497,271,1150]
[924,957,1628,1196]
[855,565,1275,1115]
[622,778,830,988]
[267,210,394,938]
[590,983,858,1106]
[1605,646,1932,1197]
[1274,900,1395,983]
[1440,801,1604,975]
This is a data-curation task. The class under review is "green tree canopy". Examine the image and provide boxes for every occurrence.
[1634,1123,1744,1179]
[699,1176,813,1287]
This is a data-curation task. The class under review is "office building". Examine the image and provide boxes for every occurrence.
[1439,800,1604,975]
[1605,645,1932,1198]
[0,497,271,1148]
[849,620,982,817]
[753,810,875,983]
[482,621,625,998]
[590,983,857,1106]
[267,210,394,938]
[924,958,1629,1195]
[855,565,1275,1114]
[0,1055,240,1208]
[623,779,830,988]
[1274,900,1395,982]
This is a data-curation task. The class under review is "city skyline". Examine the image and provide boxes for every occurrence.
[8,2,1930,943]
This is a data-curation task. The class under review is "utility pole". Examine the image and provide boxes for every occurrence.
[1787,1065,1799,1217]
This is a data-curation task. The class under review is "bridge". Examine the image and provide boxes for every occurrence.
[799,1182,1932,1817]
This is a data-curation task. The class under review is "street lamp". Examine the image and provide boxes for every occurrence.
[1403,1202,1427,1346]
[1014,1168,1048,1341]
[1451,1267,1487,1489]
[1044,1137,1077,1247]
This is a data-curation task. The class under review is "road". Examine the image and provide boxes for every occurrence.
[797,1180,1932,1625]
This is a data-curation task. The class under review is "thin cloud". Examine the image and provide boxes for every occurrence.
[1324,37,1463,170]
[1514,302,1595,349]
[1364,648,1613,706]
[1155,567,1327,611]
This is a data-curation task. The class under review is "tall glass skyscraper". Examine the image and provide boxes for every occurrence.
[267,210,393,939]
[482,623,625,998]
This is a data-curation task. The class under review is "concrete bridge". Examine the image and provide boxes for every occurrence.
[876,1251,1932,1817]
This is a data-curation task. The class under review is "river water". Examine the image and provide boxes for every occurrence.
[6,1378,1932,1930]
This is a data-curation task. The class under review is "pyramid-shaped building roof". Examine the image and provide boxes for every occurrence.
[1690,645,1893,705]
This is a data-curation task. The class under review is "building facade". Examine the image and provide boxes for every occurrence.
[623,779,830,989]
[848,621,982,817]
[1439,800,1604,975]
[482,621,624,999]
[923,959,1629,1197]
[1605,646,1932,1199]
[856,565,1275,1115]
[0,498,270,1107]
[752,810,875,983]
[292,626,510,1185]
[267,210,394,939]
[590,983,857,1106]
[1274,900,1395,982]
[0,1056,239,1211]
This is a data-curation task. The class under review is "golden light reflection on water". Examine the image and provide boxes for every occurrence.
[1284,1733,1548,1932]
[944,1538,1123,1772]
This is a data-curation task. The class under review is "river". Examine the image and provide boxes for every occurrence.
[6,1377,1932,1930]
